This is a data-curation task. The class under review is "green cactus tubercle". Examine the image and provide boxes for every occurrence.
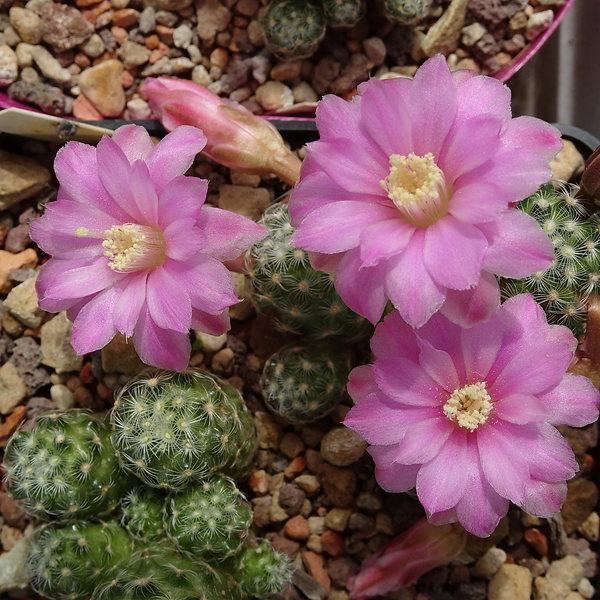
[383,0,432,24]
[110,369,257,490]
[322,0,366,28]
[262,341,351,423]
[263,0,327,60]
[4,410,134,521]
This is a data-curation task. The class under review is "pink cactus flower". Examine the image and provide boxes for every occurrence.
[344,294,600,537]
[288,54,562,328]
[140,77,302,186]
[349,517,467,600]
[30,124,266,371]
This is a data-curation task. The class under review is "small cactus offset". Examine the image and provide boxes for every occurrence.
[263,0,327,60]
[3,410,133,521]
[500,182,600,336]
[383,0,432,23]
[165,475,252,558]
[322,0,366,28]
[120,487,167,541]
[228,539,292,598]
[261,341,351,423]
[93,547,244,600]
[110,369,257,490]
[29,521,134,600]
[248,202,373,341]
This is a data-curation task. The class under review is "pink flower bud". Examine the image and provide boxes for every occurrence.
[349,518,467,600]
[140,77,301,186]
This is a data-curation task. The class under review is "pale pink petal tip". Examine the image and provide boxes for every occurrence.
[344,298,599,537]
[31,123,263,371]
[289,54,561,327]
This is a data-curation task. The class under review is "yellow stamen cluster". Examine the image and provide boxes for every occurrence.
[102,224,166,273]
[381,152,449,227]
[443,382,493,431]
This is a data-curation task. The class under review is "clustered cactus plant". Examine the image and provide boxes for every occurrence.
[500,182,600,336]
[383,0,432,24]
[3,369,291,600]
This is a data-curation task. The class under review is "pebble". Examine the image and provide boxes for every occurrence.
[362,37,386,66]
[280,432,305,459]
[294,474,320,494]
[0,150,50,211]
[524,527,549,556]
[526,9,554,41]
[279,483,306,516]
[173,24,193,48]
[0,362,27,415]
[73,92,103,119]
[488,564,532,600]
[562,478,599,534]
[327,555,360,589]
[100,333,146,374]
[307,533,322,554]
[138,6,156,33]
[254,411,283,451]
[5,223,31,253]
[534,575,573,600]
[9,7,41,45]
[0,45,18,86]
[3,276,43,328]
[7,79,71,115]
[577,578,595,599]
[40,311,83,373]
[285,514,311,540]
[194,331,227,353]
[31,44,71,83]
[292,81,318,103]
[472,547,507,579]
[1,525,23,552]
[0,249,38,294]
[269,490,289,522]
[80,32,105,58]
[255,80,294,111]
[3,27,21,48]
[40,2,94,52]
[50,383,76,410]
[126,97,152,119]
[302,551,331,596]
[0,530,33,594]
[14,42,34,68]
[578,512,599,542]
[0,405,26,446]
[78,59,125,117]
[113,8,140,28]
[546,555,585,589]
[196,0,231,42]
[324,507,352,532]
[461,22,487,46]
[320,427,367,467]
[421,0,469,57]
[217,185,271,221]
[321,529,345,556]
[549,139,585,182]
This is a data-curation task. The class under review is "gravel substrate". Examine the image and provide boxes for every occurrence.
[0,0,567,119]
[0,127,597,600]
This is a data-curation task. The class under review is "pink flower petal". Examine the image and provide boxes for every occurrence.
[394,417,454,465]
[370,310,420,364]
[416,429,470,513]
[70,286,118,354]
[54,141,129,222]
[408,54,457,159]
[163,218,204,261]
[129,159,159,227]
[452,74,511,128]
[359,218,415,268]
[146,266,191,333]
[385,229,446,328]
[524,423,578,483]
[536,374,600,427]
[347,366,379,403]
[197,206,266,261]
[460,314,503,381]
[440,271,500,328]
[306,138,389,196]
[493,393,546,424]
[112,124,155,163]
[334,247,388,324]
[369,445,420,493]
[316,93,366,144]
[480,209,553,278]
[292,201,397,254]
[113,272,148,337]
[476,422,530,503]
[191,307,230,336]
[417,339,460,392]
[157,175,207,228]
[519,480,566,518]
[372,357,446,407]
[146,125,207,195]
[360,76,413,157]
[448,180,508,224]
[423,216,488,290]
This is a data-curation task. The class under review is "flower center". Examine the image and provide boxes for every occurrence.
[102,224,166,272]
[381,152,449,227]
[443,382,492,431]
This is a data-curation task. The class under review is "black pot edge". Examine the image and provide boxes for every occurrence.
[554,123,600,158]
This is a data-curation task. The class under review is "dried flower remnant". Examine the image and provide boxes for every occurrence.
[30,124,266,371]
[289,54,561,328]
[141,77,302,186]
[344,295,600,537]
[349,517,467,599]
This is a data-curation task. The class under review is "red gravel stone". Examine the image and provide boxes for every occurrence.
[524,527,549,556]
[248,469,269,494]
[113,8,140,28]
[321,530,345,557]
[285,514,310,540]
[284,456,307,479]
[302,550,331,596]
[267,533,300,559]
[0,406,26,447]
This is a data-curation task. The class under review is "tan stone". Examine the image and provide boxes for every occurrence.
[0,362,27,415]
[550,139,585,182]
[101,333,146,374]
[217,185,271,221]
[196,0,231,42]
[0,151,50,211]
[0,249,38,294]
[3,276,44,328]
[421,0,470,57]
[489,564,532,600]
[40,312,84,374]
[78,59,126,117]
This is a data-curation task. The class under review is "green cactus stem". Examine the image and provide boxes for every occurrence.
[261,341,351,423]
[110,369,257,490]
[322,0,366,28]
[383,0,431,23]
[120,487,167,541]
[263,0,327,60]
[3,410,133,522]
